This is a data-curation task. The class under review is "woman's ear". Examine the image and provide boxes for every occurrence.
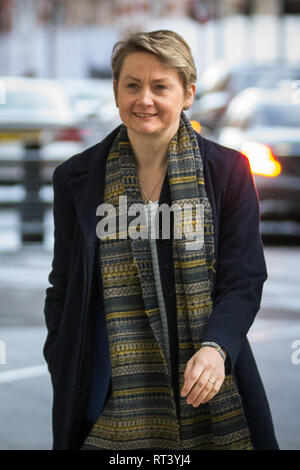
[113,80,118,108]
[184,83,196,110]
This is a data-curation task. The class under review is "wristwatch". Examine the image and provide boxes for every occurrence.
[200,341,226,361]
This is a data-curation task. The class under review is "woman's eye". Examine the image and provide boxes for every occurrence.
[155,85,167,91]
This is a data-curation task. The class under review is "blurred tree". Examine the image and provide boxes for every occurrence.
[186,0,217,23]
[283,0,300,13]
[229,0,254,15]
[0,0,13,31]
[241,0,253,15]
[37,0,65,25]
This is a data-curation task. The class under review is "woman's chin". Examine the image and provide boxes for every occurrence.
[129,124,162,136]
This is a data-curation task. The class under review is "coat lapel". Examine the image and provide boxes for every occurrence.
[66,128,121,259]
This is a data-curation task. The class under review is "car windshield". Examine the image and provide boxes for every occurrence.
[3,89,62,110]
[69,91,113,105]
[250,103,300,128]
[230,70,300,94]
[201,64,300,95]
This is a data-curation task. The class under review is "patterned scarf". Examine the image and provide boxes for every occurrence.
[83,114,253,450]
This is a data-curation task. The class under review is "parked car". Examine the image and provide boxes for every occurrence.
[59,78,121,147]
[0,76,86,186]
[217,87,300,236]
[190,61,300,133]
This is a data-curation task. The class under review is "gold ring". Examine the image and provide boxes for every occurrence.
[208,379,216,385]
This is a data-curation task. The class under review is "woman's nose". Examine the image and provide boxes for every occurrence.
[137,87,153,105]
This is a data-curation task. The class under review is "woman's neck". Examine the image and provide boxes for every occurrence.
[127,126,177,171]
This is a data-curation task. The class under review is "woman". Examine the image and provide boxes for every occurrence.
[43,30,279,450]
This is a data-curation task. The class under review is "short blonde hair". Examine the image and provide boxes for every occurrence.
[111,30,197,91]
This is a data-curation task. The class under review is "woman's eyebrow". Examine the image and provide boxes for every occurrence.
[123,75,140,81]
[152,78,171,83]
[123,75,171,83]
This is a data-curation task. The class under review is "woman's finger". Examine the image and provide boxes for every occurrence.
[185,369,211,405]
[201,378,224,405]
[188,375,217,407]
[181,358,204,399]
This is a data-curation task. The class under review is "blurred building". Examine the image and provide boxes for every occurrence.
[225,1,300,15]
[0,0,300,77]
[1,1,300,32]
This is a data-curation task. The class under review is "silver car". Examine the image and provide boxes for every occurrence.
[59,78,121,147]
[217,87,300,236]
[0,76,86,187]
[191,61,300,133]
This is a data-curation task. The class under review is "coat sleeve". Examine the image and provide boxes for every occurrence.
[43,165,76,372]
[202,152,267,374]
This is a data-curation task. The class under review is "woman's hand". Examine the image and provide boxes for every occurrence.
[181,346,226,406]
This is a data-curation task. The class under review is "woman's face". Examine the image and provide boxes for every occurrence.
[114,52,195,139]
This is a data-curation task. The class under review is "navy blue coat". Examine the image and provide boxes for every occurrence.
[43,126,279,450]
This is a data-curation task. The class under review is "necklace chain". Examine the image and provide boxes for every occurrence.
[140,165,167,204]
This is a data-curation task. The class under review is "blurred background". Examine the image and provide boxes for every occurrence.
[0,0,299,450]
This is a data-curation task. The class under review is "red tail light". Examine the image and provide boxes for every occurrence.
[54,127,84,142]
[241,142,282,177]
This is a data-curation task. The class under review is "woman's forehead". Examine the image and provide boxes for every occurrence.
[119,52,181,81]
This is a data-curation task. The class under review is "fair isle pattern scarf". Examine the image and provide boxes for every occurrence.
[83,114,253,450]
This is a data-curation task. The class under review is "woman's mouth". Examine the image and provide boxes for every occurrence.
[134,112,158,119]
